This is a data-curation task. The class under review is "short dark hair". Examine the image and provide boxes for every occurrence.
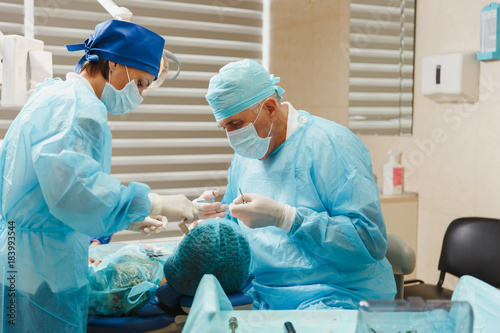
[78,59,109,80]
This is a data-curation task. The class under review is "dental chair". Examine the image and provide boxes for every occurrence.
[87,282,253,333]
[385,232,416,299]
[87,313,178,333]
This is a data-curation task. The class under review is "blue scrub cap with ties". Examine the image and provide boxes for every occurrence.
[205,59,285,122]
[65,20,165,79]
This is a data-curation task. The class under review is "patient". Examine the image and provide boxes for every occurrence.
[87,218,250,317]
[163,218,251,296]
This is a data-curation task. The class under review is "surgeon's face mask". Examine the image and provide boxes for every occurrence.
[226,104,273,159]
[101,66,144,115]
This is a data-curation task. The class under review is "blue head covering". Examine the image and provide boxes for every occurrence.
[163,218,251,296]
[66,20,164,78]
[205,59,285,121]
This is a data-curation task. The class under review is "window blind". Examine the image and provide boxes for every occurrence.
[348,0,416,135]
[0,0,263,198]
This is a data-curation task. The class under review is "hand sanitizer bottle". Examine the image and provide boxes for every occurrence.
[383,151,403,195]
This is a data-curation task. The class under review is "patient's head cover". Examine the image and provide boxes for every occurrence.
[163,218,251,296]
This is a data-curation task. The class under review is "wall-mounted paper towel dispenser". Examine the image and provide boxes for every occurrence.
[421,52,479,103]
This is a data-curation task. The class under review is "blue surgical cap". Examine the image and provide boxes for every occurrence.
[66,20,165,78]
[163,218,250,296]
[205,59,285,121]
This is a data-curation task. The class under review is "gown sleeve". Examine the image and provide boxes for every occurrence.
[288,130,388,264]
[31,99,150,237]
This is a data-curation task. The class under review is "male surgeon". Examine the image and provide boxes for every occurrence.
[205,59,396,310]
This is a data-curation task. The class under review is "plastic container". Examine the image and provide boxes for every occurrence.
[356,298,473,333]
[383,150,403,195]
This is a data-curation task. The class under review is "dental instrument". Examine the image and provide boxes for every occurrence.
[238,188,247,204]
[229,317,238,332]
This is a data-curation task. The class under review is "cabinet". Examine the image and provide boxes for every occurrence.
[380,192,418,278]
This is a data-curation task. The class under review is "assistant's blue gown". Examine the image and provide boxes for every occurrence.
[223,107,396,310]
[0,77,150,332]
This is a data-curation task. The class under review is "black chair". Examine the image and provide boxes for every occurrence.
[404,217,500,300]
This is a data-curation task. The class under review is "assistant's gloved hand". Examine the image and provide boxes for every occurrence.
[229,193,296,232]
[148,193,198,223]
[192,189,229,219]
[127,215,168,235]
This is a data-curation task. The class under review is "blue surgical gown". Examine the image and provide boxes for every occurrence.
[223,109,396,310]
[0,77,150,332]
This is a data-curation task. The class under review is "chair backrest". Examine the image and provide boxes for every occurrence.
[438,217,500,287]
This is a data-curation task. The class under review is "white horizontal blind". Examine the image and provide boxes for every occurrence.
[348,0,416,135]
[0,0,264,200]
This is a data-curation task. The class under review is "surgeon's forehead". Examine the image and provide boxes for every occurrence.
[132,67,155,82]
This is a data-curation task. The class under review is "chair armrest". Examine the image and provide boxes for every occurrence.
[386,233,416,275]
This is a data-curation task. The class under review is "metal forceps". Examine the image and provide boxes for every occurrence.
[238,188,247,204]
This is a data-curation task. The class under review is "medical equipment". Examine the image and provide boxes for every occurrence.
[239,188,247,204]
[229,192,296,231]
[284,321,297,333]
[97,0,133,21]
[143,243,171,257]
[183,274,359,332]
[192,188,229,219]
[177,221,189,234]
[355,298,473,333]
[195,188,219,204]
[229,317,238,332]
[0,32,52,107]
[478,3,500,61]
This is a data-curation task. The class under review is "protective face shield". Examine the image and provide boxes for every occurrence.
[143,49,181,93]
[101,66,143,115]
[226,104,273,159]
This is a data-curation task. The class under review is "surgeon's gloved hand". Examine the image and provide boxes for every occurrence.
[229,193,296,232]
[192,189,229,219]
[149,193,198,223]
[127,215,168,235]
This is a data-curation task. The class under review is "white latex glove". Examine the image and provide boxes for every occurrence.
[148,193,198,223]
[127,216,168,235]
[192,189,229,219]
[229,193,296,232]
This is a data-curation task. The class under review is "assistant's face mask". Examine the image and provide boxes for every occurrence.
[227,104,273,159]
[101,65,143,115]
